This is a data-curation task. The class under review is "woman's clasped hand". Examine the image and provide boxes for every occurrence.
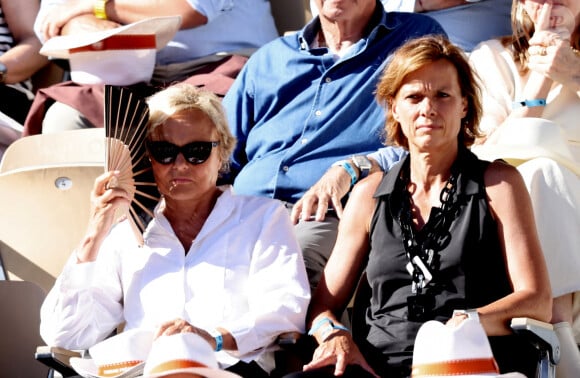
[526,1,580,86]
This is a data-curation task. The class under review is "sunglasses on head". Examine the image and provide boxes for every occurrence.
[146,140,219,165]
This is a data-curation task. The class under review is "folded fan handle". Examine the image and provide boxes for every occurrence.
[35,345,86,377]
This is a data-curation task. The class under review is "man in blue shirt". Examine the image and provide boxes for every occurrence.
[222,0,445,291]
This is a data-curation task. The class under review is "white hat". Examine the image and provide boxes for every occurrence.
[411,319,526,378]
[142,333,241,378]
[40,16,182,85]
[471,117,579,176]
[70,328,155,378]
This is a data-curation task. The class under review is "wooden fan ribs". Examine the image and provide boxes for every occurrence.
[104,85,159,236]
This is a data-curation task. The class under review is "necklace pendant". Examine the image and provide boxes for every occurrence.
[425,248,434,265]
[406,261,415,277]
[412,256,432,288]
[411,280,419,294]
[407,293,435,322]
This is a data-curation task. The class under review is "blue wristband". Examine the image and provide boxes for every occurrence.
[332,160,357,187]
[512,99,546,109]
[213,333,223,352]
[307,317,349,336]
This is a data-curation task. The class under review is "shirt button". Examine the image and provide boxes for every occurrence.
[282,166,289,172]
[301,138,308,144]
[315,110,322,116]
[325,77,332,83]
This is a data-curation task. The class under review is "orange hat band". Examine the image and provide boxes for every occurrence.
[412,358,500,377]
[148,359,208,374]
[70,34,156,54]
[98,360,142,377]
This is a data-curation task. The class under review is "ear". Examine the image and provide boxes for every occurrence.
[460,96,468,119]
[389,98,399,122]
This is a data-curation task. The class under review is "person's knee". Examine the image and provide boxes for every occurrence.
[42,102,95,133]
[294,217,339,290]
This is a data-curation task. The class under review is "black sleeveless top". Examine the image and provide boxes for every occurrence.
[357,148,535,376]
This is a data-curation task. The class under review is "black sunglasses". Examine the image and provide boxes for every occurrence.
[146,140,219,165]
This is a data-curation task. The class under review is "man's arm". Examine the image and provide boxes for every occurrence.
[290,147,406,224]
[1,0,49,83]
[37,0,208,41]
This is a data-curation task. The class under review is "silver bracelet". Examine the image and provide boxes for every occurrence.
[453,309,480,323]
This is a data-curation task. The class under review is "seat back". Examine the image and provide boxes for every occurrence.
[0,129,105,292]
[270,0,307,35]
[0,280,49,377]
[0,128,104,173]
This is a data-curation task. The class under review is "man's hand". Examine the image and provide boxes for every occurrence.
[40,0,94,41]
[291,165,352,224]
[61,14,121,36]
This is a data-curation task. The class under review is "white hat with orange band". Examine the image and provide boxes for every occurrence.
[142,332,240,378]
[39,16,181,86]
[411,319,526,378]
[70,328,154,378]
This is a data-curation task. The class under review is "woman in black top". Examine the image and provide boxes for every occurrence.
[290,35,552,378]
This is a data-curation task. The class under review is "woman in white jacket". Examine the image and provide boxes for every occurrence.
[40,83,310,378]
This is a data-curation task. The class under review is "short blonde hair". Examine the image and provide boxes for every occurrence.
[146,83,236,173]
[375,35,483,149]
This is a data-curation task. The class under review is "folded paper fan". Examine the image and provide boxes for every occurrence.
[104,85,159,242]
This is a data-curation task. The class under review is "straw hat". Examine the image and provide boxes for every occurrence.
[70,328,155,378]
[471,117,579,176]
[40,16,182,86]
[411,319,526,378]
[142,333,241,378]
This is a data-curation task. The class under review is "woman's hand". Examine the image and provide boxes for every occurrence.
[154,318,217,350]
[303,331,378,377]
[520,1,580,101]
[446,311,470,328]
[155,318,207,337]
[528,31,580,88]
[77,171,131,262]
[529,1,575,38]
[88,170,131,229]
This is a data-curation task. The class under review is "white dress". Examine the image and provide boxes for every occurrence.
[470,39,580,339]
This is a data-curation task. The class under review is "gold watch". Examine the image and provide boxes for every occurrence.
[94,0,110,20]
